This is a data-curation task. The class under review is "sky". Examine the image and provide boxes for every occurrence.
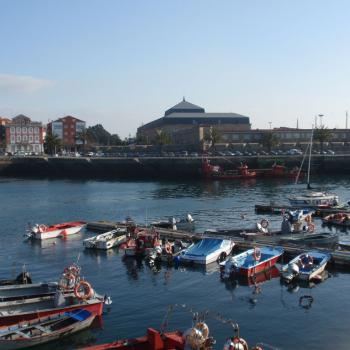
[1,0,350,137]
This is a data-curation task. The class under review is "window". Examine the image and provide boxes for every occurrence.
[34,127,39,134]
[22,127,27,133]
[10,135,15,144]
[29,135,33,143]
[64,131,68,136]
[64,125,68,129]
[16,135,21,142]
[10,127,15,134]
[34,135,39,143]
[16,127,21,133]
[22,135,28,142]
[29,127,33,133]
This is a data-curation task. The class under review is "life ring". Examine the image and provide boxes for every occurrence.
[260,219,269,229]
[39,224,47,233]
[233,337,249,350]
[74,280,93,300]
[307,222,315,233]
[165,243,172,254]
[59,273,76,290]
[299,254,313,269]
[194,322,209,339]
[253,247,261,261]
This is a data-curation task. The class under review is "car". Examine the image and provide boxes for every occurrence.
[235,151,243,156]
[87,152,94,157]
[190,152,199,157]
[327,150,335,155]
[260,151,268,155]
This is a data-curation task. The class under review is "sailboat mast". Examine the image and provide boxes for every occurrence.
[307,126,314,189]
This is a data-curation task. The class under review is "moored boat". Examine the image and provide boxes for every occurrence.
[83,228,127,250]
[0,309,95,349]
[180,238,234,265]
[220,246,284,278]
[27,221,86,240]
[151,214,195,231]
[122,231,162,257]
[288,191,339,208]
[279,232,338,247]
[281,251,331,282]
[322,212,350,227]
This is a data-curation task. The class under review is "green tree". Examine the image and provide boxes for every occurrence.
[76,129,89,154]
[203,127,221,150]
[260,132,279,152]
[314,126,332,153]
[86,124,122,146]
[44,133,61,155]
[153,129,172,151]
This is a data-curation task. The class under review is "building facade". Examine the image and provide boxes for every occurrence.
[5,115,44,154]
[47,116,86,148]
[137,99,251,146]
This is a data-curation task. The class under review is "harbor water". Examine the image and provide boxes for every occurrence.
[1,176,350,349]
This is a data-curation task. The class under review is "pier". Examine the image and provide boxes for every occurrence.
[87,220,350,269]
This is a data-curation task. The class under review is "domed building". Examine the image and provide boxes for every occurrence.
[137,98,251,148]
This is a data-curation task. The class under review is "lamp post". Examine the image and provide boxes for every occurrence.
[318,114,324,128]
[268,122,272,130]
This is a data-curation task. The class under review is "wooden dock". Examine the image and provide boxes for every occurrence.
[87,220,350,268]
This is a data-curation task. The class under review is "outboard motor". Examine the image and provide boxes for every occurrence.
[187,214,194,223]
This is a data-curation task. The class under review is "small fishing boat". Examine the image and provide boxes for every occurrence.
[180,238,234,265]
[0,272,32,286]
[27,221,86,240]
[0,309,94,349]
[83,228,127,250]
[0,263,110,327]
[322,212,350,227]
[151,214,195,231]
[122,231,162,257]
[280,251,331,282]
[279,232,338,247]
[220,246,284,278]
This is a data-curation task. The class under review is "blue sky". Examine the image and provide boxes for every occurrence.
[1,0,350,137]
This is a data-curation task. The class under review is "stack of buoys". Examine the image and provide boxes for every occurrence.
[183,322,209,349]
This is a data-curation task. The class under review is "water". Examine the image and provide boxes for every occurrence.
[1,176,350,349]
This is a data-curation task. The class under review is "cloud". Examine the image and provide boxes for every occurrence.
[0,73,54,93]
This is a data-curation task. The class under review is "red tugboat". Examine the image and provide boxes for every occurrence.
[202,159,257,180]
[256,163,301,179]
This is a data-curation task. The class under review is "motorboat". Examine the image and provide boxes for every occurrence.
[121,231,162,257]
[322,212,350,227]
[280,210,315,234]
[280,251,331,282]
[279,232,338,247]
[288,191,339,208]
[27,221,86,240]
[220,246,284,278]
[180,238,234,265]
[83,228,127,250]
[0,271,32,286]
[151,214,195,231]
[0,309,95,349]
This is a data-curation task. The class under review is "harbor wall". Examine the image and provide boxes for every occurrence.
[0,155,350,179]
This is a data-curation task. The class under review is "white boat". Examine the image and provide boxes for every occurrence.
[281,251,331,282]
[289,127,338,208]
[83,229,127,250]
[180,238,234,265]
[288,192,339,208]
[151,214,195,231]
[28,221,86,240]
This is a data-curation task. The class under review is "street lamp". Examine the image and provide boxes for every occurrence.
[268,122,272,130]
[318,114,324,128]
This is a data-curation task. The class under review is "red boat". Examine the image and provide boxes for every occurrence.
[202,159,257,180]
[0,264,106,327]
[28,221,87,240]
[220,246,284,278]
[121,230,161,257]
[256,164,301,179]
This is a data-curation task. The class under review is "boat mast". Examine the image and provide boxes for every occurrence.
[307,126,314,189]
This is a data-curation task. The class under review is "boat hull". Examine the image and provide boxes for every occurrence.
[235,254,282,277]
[0,298,103,327]
[33,225,85,240]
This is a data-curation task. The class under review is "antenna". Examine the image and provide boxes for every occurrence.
[307,125,314,190]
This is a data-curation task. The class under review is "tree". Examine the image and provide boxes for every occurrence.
[44,133,61,155]
[203,127,221,150]
[314,126,332,153]
[153,129,172,151]
[86,124,122,146]
[76,129,89,154]
[261,132,279,152]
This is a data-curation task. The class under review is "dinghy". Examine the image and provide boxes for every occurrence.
[180,238,234,265]
[281,251,330,282]
[27,221,86,240]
